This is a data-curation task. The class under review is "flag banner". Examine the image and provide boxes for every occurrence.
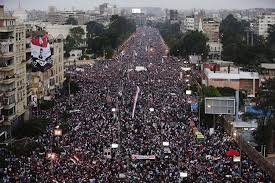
[31,33,52,72]
[131,86,140,119]
[131,155,156,160]
[69,155,80,164]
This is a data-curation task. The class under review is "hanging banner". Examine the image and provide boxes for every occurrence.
[31,33,52,72]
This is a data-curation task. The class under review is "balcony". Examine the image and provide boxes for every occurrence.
[0,26,14,33]
[2,88,16,96]
[0,65,15,72]
[0,76,15,85]
[0,38,14,44]
[3,101,15,110]
[3,114,16,125]
[0,51,14,58]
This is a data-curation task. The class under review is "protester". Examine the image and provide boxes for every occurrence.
[0,27,272,183]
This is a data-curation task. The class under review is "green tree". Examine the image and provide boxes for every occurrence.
[267,24,275,50]
[64,27,85,57]
[171,31,209,59]
[12,118,50,139]
[65,17,78,25]
[217,87,246,107]
[86,16,136,58]
[220,14,273,66]
[254,78,275,151]
[63,79,80,94]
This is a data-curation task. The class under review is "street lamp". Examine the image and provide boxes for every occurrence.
[53,128,62,136]
[111,108,117,112]
[46,152,57,161]
[180,171,188,178]
[149,108,154,112]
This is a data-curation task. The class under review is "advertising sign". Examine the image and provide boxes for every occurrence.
[31,33,52,72]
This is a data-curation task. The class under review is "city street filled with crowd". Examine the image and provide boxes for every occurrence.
[1,27,273,182]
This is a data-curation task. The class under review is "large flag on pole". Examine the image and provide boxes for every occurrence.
[132,86,140,119]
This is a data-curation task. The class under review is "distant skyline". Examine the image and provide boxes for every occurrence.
[3,0,275,11]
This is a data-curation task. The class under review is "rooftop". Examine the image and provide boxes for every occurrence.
[205,68,259,80]
[261,63,275,70]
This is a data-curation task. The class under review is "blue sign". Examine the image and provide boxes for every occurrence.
[246,106,272,117]
[191,103,198,112]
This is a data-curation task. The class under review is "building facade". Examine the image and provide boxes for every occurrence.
[255,12,275,38]
[202,18,220,42]
[203,66,259,97]
[183,16,195,32]
[0,5,27,127]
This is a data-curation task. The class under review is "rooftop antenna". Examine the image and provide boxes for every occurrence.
[19,0,21,8]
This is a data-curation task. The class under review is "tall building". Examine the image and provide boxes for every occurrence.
[202,18,220,42]
[183,16,195,32]
[255,12,275,38]
[0,5,27,128]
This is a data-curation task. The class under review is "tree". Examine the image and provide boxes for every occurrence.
[267,24,275,50]
[217,87,246,107]
[254,78,275,152]
[220,14,273,66]
[65,17,78,25]
[12,118,50,139]
[171,30,209,59]
[64,26,85,57]
[86,16,136,58]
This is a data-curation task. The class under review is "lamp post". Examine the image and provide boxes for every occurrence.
[46,152,57,176]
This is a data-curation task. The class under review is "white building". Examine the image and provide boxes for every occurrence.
[182,16,195,32]
[255,12,275,38]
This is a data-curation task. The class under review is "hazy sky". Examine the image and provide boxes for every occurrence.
[3,0,275,11]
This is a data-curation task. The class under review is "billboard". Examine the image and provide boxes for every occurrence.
[31,33,52,72]
[132,8,141,14]
[205,97,235,115]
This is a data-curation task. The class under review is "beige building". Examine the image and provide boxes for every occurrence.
[202,18,220,42]
[0,5,27,127]
[31,37,64,99]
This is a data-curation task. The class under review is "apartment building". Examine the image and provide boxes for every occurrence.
[0,5,27,127]
[183,16,195,32]
[31,37,64,99]
[202,18,220,42]
[255,12,275,38]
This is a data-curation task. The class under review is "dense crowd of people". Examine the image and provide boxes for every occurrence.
[0,27,273,182]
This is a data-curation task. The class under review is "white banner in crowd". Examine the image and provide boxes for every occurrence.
[131,86,140,118]
[131,155,156,160]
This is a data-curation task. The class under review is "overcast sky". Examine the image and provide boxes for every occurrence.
[2,0,275,11]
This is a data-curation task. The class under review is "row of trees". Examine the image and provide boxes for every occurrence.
[86,15,136,58]
[220,15,275,66]
[156,22,209,59]
[64,15,136,59]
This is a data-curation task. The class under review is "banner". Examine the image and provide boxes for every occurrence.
[131,86,140,119]
[131,155,156,160]
[31,95,38,107]
[31,33,52,72]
